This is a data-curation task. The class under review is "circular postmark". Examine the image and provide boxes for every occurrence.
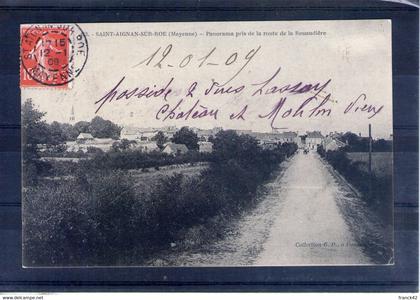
[20,23,88,86]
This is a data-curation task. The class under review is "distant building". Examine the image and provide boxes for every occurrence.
[250,132,276,142]
[120,127,141,140]
[133,141,159,153]
[250,131,298,144]
[160,126,177,139]
[277,131,298,143]
[198,141,213,153]
[328,131,344,140]
[306,131,324,150]
[195,127,222,141]
[295,135,306,149]
[67,137,114,152]
[76,133,94,143]
[120,126,170,141]
[195,129,214,141]
[90,138,114,152]
[120,127,158,141]
[323,136,347,151]
[65,141,78,152]
[162,143,188,155]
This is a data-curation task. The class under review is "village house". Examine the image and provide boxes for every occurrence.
[133,141,159,153]
[76,133,94,143]
[194,127,222,141]
[251,131,298,145]
[277,131,298,143]
[249,132,273,142]
[195,129,213,141]
[160,126,178,139]
[90,138,115,152]
[120,126,177,141]
[329,131,344,140]
[306,131,324,150]
[120,127,140,140]
[120,127,159,141]
[295,135,305,149]
[66,136,115,153]
[198,141,213,153]
[322,136,347,151]
[162,143,189,155]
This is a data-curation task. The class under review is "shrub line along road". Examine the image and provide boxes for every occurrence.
[156,151,378,266]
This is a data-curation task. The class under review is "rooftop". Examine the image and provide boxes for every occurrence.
[307,131,324,139]
[164,143,188,152]
[77,133,94,139]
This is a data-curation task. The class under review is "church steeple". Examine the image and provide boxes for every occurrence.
[69,105,75,124]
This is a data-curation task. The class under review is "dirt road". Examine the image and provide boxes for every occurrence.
[150,151,387,266]
[255,151,370,265]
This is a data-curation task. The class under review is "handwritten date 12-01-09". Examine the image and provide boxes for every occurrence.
[132,44,261,85]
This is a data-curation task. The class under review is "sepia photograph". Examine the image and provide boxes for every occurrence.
[20,20,394,267]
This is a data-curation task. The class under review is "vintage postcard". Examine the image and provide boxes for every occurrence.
[20,20,393,267]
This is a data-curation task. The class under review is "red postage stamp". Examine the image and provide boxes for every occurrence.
[20,24,88,88]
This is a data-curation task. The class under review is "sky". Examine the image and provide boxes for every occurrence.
[21,20,393,138]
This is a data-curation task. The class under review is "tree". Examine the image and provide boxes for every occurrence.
[60,123,79,141]
[89,116,121,139]
[212,130,260,165]
[22,100,50,158]
[342,132,368,152]
[48,121,66,145]
[341,132,359,145]
[373,139,392,152]
[47,121,80,145]
[87,146,104,155]
[21,99,51,185]
[111,139,136,152]
[152,131,168,150]
[208,135,215,143]
[74,121,90,135]
[171,127,199,150]
[72,117,122,139]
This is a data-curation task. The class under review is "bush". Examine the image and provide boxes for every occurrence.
[143,137,299,248]
[23,132,298,266]
[148,175,201,244]
[23,180,95,266]
[22,162,39,187]
[317,146,392,224]
[23,170,145,266]
[86,171,141,262]
[46,161,79,177]
[22,159,52,186]
[77,149,211,172]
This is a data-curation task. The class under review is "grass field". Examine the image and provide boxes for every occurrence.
[346,152,393,176]
[129,163,208,195]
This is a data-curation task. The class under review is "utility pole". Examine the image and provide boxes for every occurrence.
[368,124,372,199]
